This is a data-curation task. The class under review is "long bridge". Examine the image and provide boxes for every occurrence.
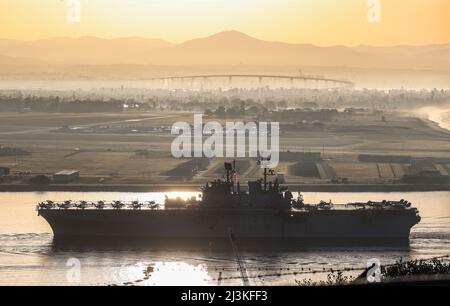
[149,74,354,90]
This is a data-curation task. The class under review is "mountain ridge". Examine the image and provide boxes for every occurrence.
[0,30,448,70]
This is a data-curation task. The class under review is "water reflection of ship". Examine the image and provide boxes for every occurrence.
[38,159,420,244]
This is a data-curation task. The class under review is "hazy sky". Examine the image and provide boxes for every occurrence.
[0,0,449,46]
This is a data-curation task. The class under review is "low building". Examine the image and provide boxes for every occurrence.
[280,151,322,162]
[0,147,30,156]
[276,172,286,184]
[53,170,80,183]
[409,159,441,176]
[358,154,412,164]
[0,167,10,176]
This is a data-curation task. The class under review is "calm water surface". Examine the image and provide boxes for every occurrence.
[0,191,449,285]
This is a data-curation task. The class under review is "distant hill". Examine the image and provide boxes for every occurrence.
[144,31,373,67]
[142,31,449,70]
[0,54,47,65]
[0,36,174,65]
[0,31,448,84]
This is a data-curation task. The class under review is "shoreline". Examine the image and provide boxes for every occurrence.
[1,183,449,193]
[416,105,450,132]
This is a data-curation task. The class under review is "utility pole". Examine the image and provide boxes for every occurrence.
[229,230,249,286]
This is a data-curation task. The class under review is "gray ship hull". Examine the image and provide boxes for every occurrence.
[39,208,420,244]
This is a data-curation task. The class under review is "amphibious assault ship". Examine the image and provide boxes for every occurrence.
[37,161,421,244]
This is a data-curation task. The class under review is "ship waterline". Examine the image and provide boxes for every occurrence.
[38,205,420,243]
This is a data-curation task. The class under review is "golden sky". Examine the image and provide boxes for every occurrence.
[0,0,449,46]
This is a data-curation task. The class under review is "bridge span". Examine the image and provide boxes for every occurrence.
[149,74,354,90]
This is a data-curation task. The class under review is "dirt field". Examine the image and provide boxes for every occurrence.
[0,110,449,187]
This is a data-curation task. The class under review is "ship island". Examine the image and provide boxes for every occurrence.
[37,160,421,245]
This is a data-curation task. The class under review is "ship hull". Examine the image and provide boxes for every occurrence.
[39,208,419,245]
